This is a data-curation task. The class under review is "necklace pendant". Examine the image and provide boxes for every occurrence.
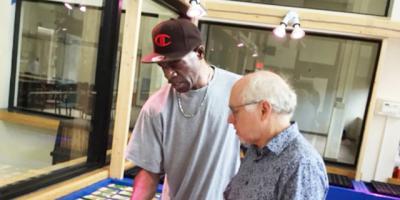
[176,67,213,118]
[176,88,209,118]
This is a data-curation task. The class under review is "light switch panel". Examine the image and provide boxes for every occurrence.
[376,99,400,118]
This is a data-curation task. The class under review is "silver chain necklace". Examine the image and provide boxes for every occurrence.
[176,67,214,118]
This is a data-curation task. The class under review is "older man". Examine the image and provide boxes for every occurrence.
[224,71,328,200]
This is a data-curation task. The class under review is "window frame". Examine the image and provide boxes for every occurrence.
[1,0,122,198]
[227,0,391,17]
[199,20,382,167]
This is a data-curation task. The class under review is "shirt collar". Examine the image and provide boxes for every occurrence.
[261,122,300,155]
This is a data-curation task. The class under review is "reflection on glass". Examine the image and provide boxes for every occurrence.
[108,7,177,154]
[129,15,173,128]
[229,0,389,16]
[16,1,100,119]
[201,23,379,165]
[2,0,178,188]
[1,1,102,187]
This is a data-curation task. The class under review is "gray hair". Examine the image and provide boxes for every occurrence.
[240,71,297,116]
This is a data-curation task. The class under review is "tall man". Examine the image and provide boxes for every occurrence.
[126,18,241,199]
[224,71,328,200]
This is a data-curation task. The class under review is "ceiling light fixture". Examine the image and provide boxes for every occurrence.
[186,0,206,18]
[80,5,86,12]
[272,11,305,39]
[64,2,73,10]
[273,23,286,38]
[291,24,305,39]
[252,51,258,57]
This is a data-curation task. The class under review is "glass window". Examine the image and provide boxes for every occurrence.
[108,5,178,155]
[200,22,380,165]
[1,0,102,189]
[15,1,100,119]
[127,12,177,128]
[229,0,390,16]
[130,15,170,126]
[1,0,177,197]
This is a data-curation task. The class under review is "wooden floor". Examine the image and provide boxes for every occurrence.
[388,178,400,185]
[326,164,356,179]
[0,109,59,131]
[0,164,27,180]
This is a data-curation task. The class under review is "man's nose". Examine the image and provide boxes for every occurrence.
[164,68,177,79]
[228,113,235,124]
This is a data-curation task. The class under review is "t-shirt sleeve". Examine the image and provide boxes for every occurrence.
[125,110,164,174]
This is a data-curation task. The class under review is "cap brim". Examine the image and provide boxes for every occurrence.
[141,52,166,63]
[141,51,189,63]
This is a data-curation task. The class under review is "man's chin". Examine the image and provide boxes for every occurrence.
[172,83,190,93]
[237,135,251,146]
[239,140,251,146]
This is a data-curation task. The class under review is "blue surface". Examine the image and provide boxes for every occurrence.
[326,181,400,200]
[60,178,400,200]
[58,178,163,200]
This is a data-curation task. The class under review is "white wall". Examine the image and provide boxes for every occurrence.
[356,0,400,182]
[0,0,15,108]
[357,38,400,181]
[391,0,400,21]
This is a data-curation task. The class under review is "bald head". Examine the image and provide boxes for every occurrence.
[232,71,297,116]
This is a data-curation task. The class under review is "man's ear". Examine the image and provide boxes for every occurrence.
[194,45,205,59]
[260,100,271,120]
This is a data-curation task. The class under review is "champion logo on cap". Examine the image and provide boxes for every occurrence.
[141,18,202,63]
[154,34,171,47]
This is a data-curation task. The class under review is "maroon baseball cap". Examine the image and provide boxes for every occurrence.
[141,18,203,63]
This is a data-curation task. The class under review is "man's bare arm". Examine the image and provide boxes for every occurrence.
[130,169,160,200]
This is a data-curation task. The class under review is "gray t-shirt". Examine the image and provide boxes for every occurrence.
[126,67,241,200]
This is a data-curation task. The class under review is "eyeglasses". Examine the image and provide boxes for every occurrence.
[229,100,262,115]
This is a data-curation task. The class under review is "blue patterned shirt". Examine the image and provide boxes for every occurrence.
[224,123,328,200]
